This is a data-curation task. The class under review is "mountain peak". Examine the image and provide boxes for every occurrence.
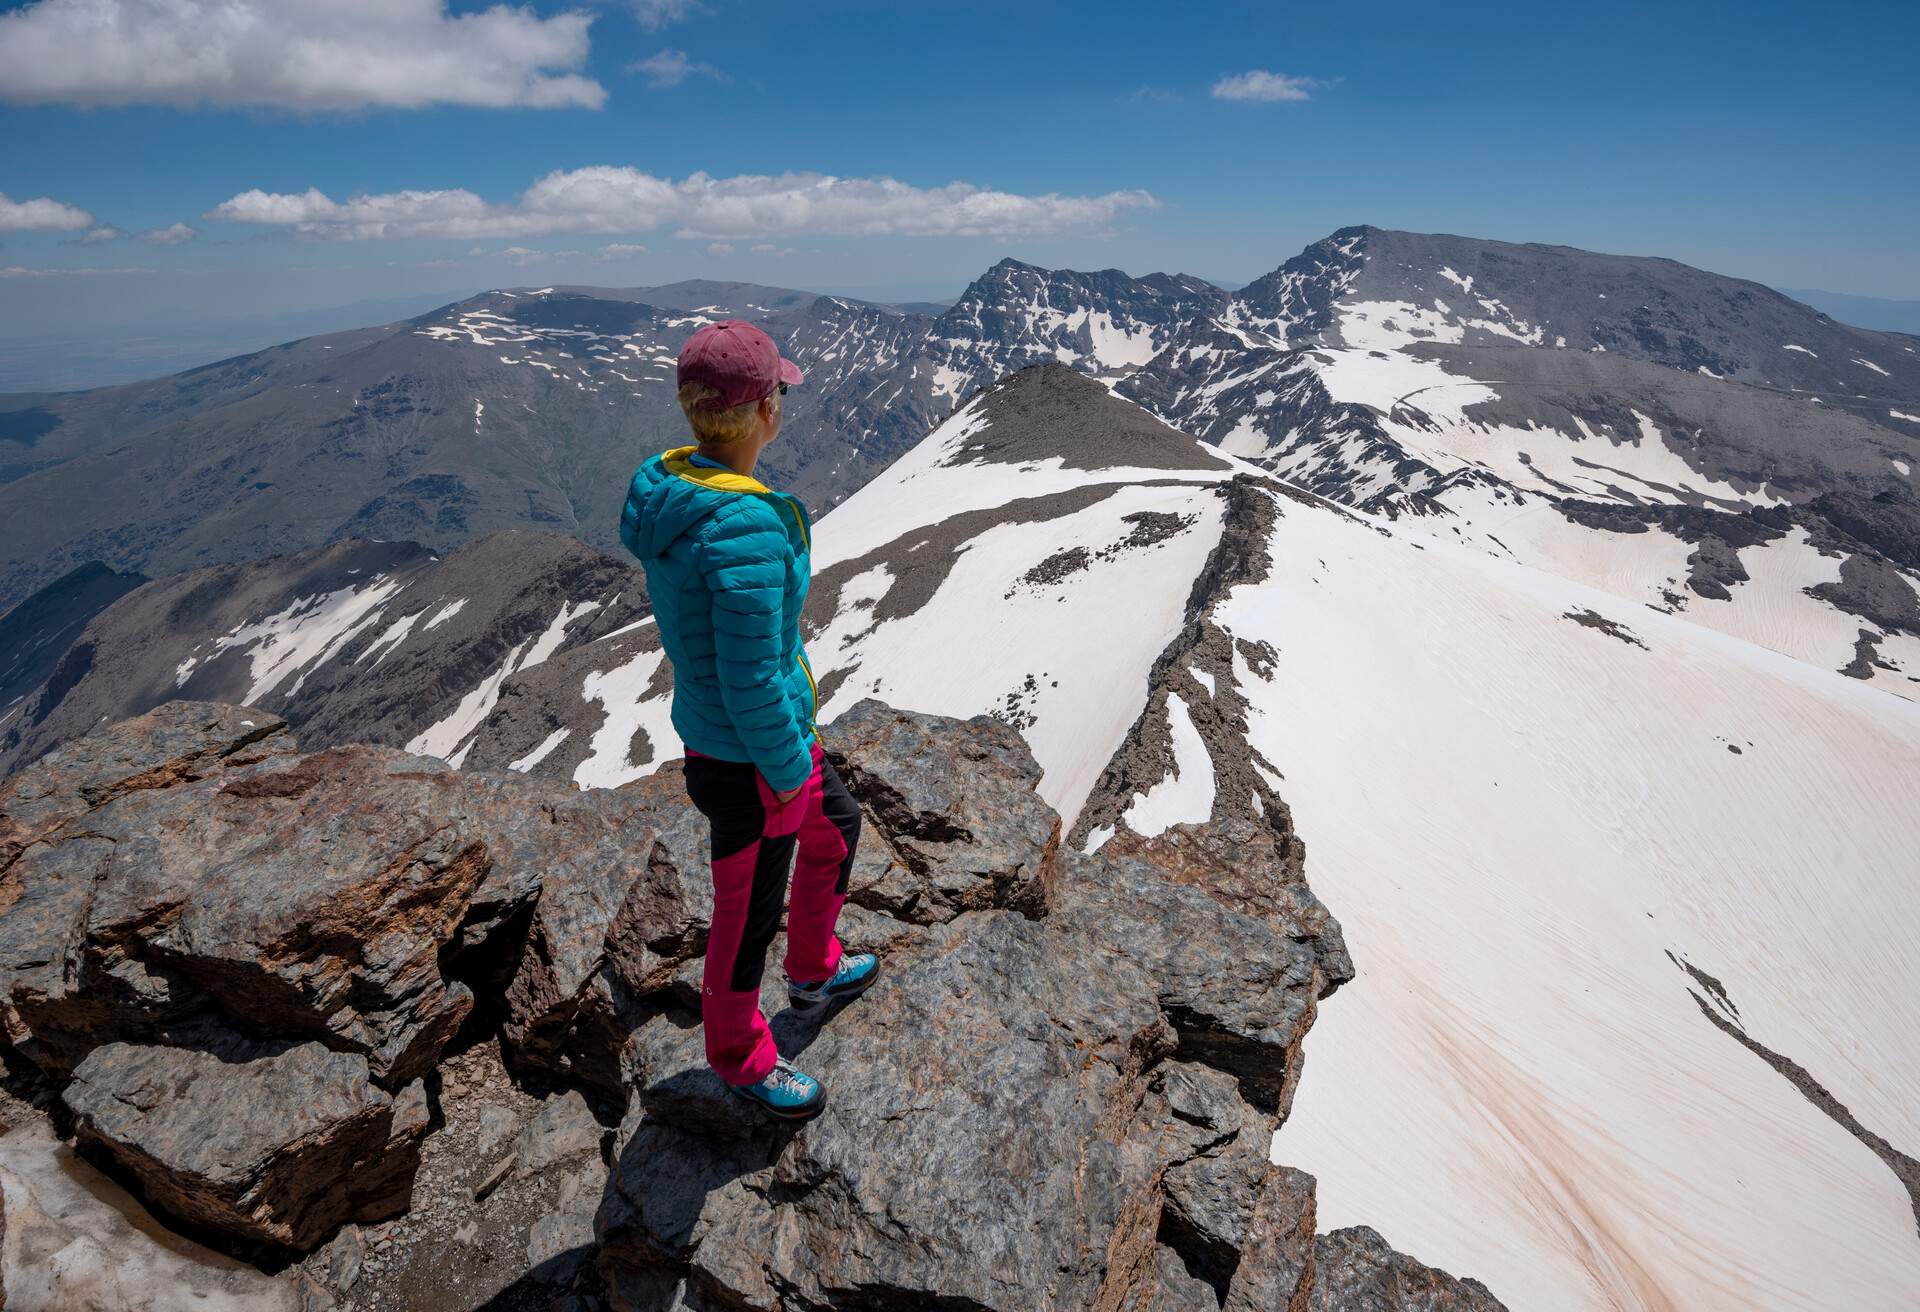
[940,361,1233,475]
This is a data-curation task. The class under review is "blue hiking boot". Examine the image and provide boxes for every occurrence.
[728,1056,825,1120]
[787,952,879,1017]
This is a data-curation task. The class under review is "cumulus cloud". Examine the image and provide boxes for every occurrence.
[1211,70,1319,103]
[77,225,126,244]
[138,222,197,245]
[629,49,726,88]
[207,167,1158,242]
[705,242,734,255]
[0,0,606,111]
[598,242,649,258]
[630,0,700,30]
[0,191,95,232]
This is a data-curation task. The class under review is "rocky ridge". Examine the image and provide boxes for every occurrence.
[0,698,1502,1311]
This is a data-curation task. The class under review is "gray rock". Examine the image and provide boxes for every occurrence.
[513,1091,604,1178]
[474,1105,520,1158]
[1121,1246,1225,1312]
[322,1224,365,1293]
[1311,1226,1509,1311]
[1223,1166,1318,1311]
[1156,1062,1278,1293]
[527,1164,604,1276]
[493,766,714,1099]
[0,701,711,1109]
[826,698,1061,922]
[62,1039,427,1251]
[0,700,292,873]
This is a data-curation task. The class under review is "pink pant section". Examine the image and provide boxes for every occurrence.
[687,740,857,1085]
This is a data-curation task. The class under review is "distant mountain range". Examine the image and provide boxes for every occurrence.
[1778,287,1920,336]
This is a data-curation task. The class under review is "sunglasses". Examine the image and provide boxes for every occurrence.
[777,382,788,396]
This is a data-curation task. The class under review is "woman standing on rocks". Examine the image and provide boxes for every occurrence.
[617,320,877,1120]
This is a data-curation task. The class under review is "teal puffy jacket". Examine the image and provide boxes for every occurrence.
[619,445,819,791]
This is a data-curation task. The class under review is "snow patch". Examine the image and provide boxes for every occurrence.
[208,577,407,703]
[509,727,571,773]
[1121,693,1215,837]
[422,598,467,632]
[573,647,678,789]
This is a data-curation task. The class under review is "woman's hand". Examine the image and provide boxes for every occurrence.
[774,783,804,804]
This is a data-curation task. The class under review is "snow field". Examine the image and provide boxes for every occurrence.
[1227,490,1920,1310]
[817,479,1229,826]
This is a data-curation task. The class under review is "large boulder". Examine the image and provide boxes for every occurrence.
[2,736,489,1086]
[490,766,714,1103]
[63,1037,429,1251]
[828,699,1061,922]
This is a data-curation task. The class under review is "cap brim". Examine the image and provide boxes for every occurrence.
[778,357,805,387]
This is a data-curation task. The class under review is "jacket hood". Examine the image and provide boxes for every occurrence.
[621,446,779,562]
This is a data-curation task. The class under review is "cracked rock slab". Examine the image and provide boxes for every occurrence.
[63,1037,428,1252]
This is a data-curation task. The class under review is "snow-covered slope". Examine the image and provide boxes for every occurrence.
[0,531,645,777]
[479,363,1920,1310]
[818,367,1920,1309]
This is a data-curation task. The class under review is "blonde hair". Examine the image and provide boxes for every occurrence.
[678,381,766,444]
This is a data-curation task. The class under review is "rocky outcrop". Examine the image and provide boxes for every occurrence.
[1311,1227,1508,1311]
[0,701,661,1250]
[583,700,1470,1311]
[63,1039,429,1250]
[1,698,1504,1308]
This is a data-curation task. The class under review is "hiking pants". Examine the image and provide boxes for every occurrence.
[682,739,861,1085]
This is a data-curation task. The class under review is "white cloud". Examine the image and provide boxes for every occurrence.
[629,49,726,88]
[490,245,584,266]
[598,242,649,258]
[705,242,734,256]
[208,167,1159,242]
[138,222,196,245]
[0,191,95,232]
[1127,86,1182,104]
[77,225,126,244]
[0,0,606,111]
[0,264,153,277]
[1211,70,1318,102]
[749,242,775,252]
[630,0,699,30]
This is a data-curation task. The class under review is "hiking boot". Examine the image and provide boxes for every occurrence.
[787,952,879,1016]
[728,1057,825,1120]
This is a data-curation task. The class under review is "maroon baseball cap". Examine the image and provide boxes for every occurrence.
[676,319,805,409]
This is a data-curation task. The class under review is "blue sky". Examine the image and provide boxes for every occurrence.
[2,0,1917,337]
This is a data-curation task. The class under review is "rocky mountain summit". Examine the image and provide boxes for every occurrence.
[0,698,1502,1311]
